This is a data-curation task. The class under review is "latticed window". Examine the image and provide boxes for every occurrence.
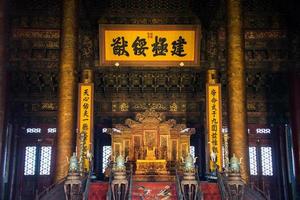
[222,145,225,168]
[261,147,273,176]
[39,146,52,175]
[26,128,41,134]
[24,146,37,175]
[248,146,273,176]
[249,147,258,175]
[102,146,112,173]
[47,128,56,134]
[256,128,271,134]
[190,146,195,158]
[23,145,53,176]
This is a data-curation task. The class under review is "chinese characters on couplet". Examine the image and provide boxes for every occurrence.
[81,88,90,132]
[210,88,218,155]
[78,84,93,172]
[111,36,187,57]
[207,84,222,171]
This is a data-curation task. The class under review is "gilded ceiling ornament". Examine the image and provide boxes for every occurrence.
[12,29,60,39]
[135,109,165,122]
[112,103,117,112]
[132,103,147,111]
[120,102,129,112]
[169,102,178,112]
[148,103,167,111]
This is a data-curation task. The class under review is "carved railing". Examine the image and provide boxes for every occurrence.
[106,163,113,200]
[37,175,88,200]
[36,177,66,200]
[244,182,270,200]
[216,172,229,200]
[217,171,269,200]
[83,172,92,200]
[250,182,270,200]
[244,186,268,200]
[195,165,203,200]
[127,164,133,200]
[175,168,184,200]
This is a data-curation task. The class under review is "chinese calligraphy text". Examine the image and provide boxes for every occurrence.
[206,84,223,171]
[77,84,94,173]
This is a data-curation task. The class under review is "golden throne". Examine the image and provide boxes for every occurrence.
[107,110,195,178]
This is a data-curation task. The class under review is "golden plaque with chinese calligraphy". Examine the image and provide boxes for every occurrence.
[99,24,201,67]
[206,84,222,171]
[77,83,94,172]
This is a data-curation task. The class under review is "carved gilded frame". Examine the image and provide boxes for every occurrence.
[99,24,201,67]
